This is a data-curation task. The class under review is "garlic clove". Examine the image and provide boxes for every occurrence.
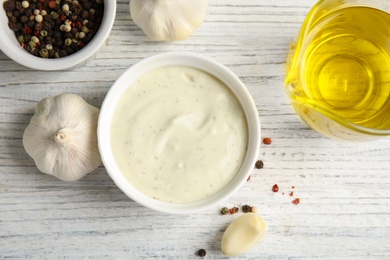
[130,0,208,41]
[221,213,267,256]
[23,93,101,181]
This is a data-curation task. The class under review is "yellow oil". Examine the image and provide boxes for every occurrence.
[288,6,390,130]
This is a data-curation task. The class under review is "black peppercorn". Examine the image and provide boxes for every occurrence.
[24,8,32,16]
[26,20,35,29]
[242,205,252,213]
[71,27,78,35]
[81,10,89,19]
[8,21,18,31]
[197,249,206,257]
[3,0,15,12]
[15,1,21,10]
[34,22,43,31]
[255,160,264,169]
[82,2,93,9]
[59,49,68,57]
[20,15,28,24]
[13,10,20,18]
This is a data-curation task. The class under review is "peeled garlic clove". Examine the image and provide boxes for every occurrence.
[130,0,208,41]
[221,213,267,256]
[23,93,101,181]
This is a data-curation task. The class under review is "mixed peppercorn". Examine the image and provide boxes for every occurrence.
[3,0,104,58]
[220,205,257,215]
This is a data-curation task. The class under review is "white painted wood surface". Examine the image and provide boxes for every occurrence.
[1,0,390,259]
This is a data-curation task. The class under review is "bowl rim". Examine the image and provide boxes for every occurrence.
[98,51,261,214]
[0,0,116,70]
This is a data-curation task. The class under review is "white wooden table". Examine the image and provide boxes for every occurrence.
[1,0,390,259]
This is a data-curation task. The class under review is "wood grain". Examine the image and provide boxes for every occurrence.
[1,0,390,259]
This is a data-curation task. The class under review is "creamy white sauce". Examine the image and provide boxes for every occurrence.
[110,66,248,203]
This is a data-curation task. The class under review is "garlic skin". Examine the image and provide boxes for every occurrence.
[221,213,267,256]
[130,0,208,41]
[23,93,101,181]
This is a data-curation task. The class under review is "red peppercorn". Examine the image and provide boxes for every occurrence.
[60,14,67,21]
[292,198,300,205]
[263,137,272,145]
[23,26,32,34]
[48,1,56,9]
[228,207,239,214]
[34,30,40,37]
[77,21,83,30]
[78,42,86,48]
[272,184,279,193]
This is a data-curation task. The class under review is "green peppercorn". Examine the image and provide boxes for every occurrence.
[39,48,49,58]
[220,207,229,215]
[31,48,39,56]
[64,38,72,46]
[40,30,48,37]
[28,40,36,49]
[81,25,89,33]
[17,35,24,43]
[31,36,39,43]
[50,11,59,20]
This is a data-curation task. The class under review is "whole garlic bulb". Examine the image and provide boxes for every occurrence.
[130,0,208,41]
[23,93,101,181]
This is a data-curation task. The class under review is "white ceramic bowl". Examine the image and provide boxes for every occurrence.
[98,52,261,214]
[0,0,116,70]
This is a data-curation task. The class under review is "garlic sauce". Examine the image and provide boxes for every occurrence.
[110,66,248,203]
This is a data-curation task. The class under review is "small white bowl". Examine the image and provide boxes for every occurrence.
[98,52,261,214]
[0,0,116,70]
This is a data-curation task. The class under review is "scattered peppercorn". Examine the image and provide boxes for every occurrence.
[197,249,206,257]
[289,191,294,197]
[246,175,251,181]
[251,206,258,213]
[229,207,239,214]
[242,205,252,213]
[220,207,229,215]
[263,137,272,145]
[292,198,300,205]
[3,0,104,58]
[255,160,264,169]
[272,184,279,193]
